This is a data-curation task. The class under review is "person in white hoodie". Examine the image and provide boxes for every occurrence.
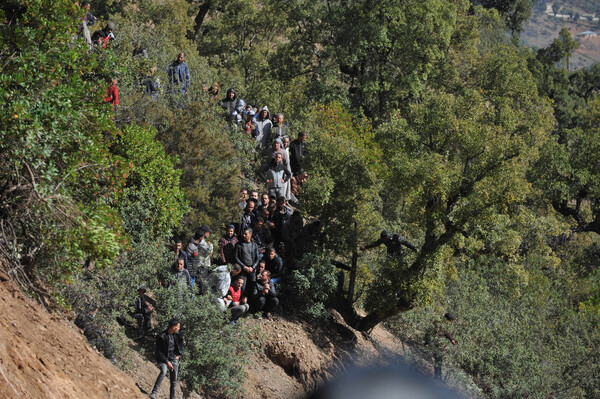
[255,106,272,150]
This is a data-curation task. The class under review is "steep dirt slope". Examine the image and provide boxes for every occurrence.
[0,273,145,399]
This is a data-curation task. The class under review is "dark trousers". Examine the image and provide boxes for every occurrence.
[151,359,179,399]
[253,296,279,314]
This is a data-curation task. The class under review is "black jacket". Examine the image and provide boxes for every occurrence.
[155,330,183,363]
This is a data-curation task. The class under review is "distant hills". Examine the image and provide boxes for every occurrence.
[521,0,600,69]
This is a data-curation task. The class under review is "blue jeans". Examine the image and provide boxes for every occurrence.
[151,359,179,399]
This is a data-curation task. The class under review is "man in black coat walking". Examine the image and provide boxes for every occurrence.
[150,318,183,399]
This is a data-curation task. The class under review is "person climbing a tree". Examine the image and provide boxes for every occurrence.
[360,230,418,259]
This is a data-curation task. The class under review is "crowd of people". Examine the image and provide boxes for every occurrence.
[71,6,423,397]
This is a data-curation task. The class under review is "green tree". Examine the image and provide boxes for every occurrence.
[0,0,125,292]
[354,45,554,330]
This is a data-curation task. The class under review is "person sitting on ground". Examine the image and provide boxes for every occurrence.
[91,21,115,48]
[225,276,249,324]
[263,247,284,282]
[360,230,418,260]
[150,318,183,399]
[208,263,231,311]
[234,227,260,282]
[142,66,160,100]
[170,258,191,291]
[230,263,246,292]
[132,284,156,339]
[169,52,190,95]
[251,270,279,319]
[219,224,239,265]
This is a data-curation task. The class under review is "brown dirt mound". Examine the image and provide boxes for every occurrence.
[0,274,145,399]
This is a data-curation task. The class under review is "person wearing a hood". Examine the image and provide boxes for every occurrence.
[263,152,291,200]
[272,138,297,203]
[222,88,237,121]
[255,106,273,150]
[169,52,190,95]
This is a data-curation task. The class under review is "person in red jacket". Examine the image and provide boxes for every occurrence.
[104,77,119,108]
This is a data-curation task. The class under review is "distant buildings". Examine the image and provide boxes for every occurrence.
[577,31,598,38]
[545,3,599,22]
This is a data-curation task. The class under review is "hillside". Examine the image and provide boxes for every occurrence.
[522,1,600,69]
[0,272,145,399]
[0,269,476,399]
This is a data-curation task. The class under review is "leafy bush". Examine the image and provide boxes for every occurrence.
[154,289,257,398]
[286,251,338,319]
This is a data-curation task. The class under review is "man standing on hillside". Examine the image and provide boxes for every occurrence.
[150,319,183,399]
[169,52,190,95]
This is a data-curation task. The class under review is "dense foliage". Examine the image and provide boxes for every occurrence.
[2,0,600,397]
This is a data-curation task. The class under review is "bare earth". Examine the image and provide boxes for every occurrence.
[0,274,146,399]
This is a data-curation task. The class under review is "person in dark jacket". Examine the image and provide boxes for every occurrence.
[234,227,260,280]
[150,319,183,399]
[132,284,156,339]
[171,240,189,269]
[218,225,239,265]
[263,247,283,281]
[289,131,309,176]
[251,270,279,318]
[81,1,96,26]
[91,22,114,48]
[360,230,418,259]
[169,52,190,95]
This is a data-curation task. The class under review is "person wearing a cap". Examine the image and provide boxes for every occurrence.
[91,21,114,48]
[360,230,418,259]
[196,224,214,294]
[132,284,156,339]
[150,318,183,399]
[244,109,256,136]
